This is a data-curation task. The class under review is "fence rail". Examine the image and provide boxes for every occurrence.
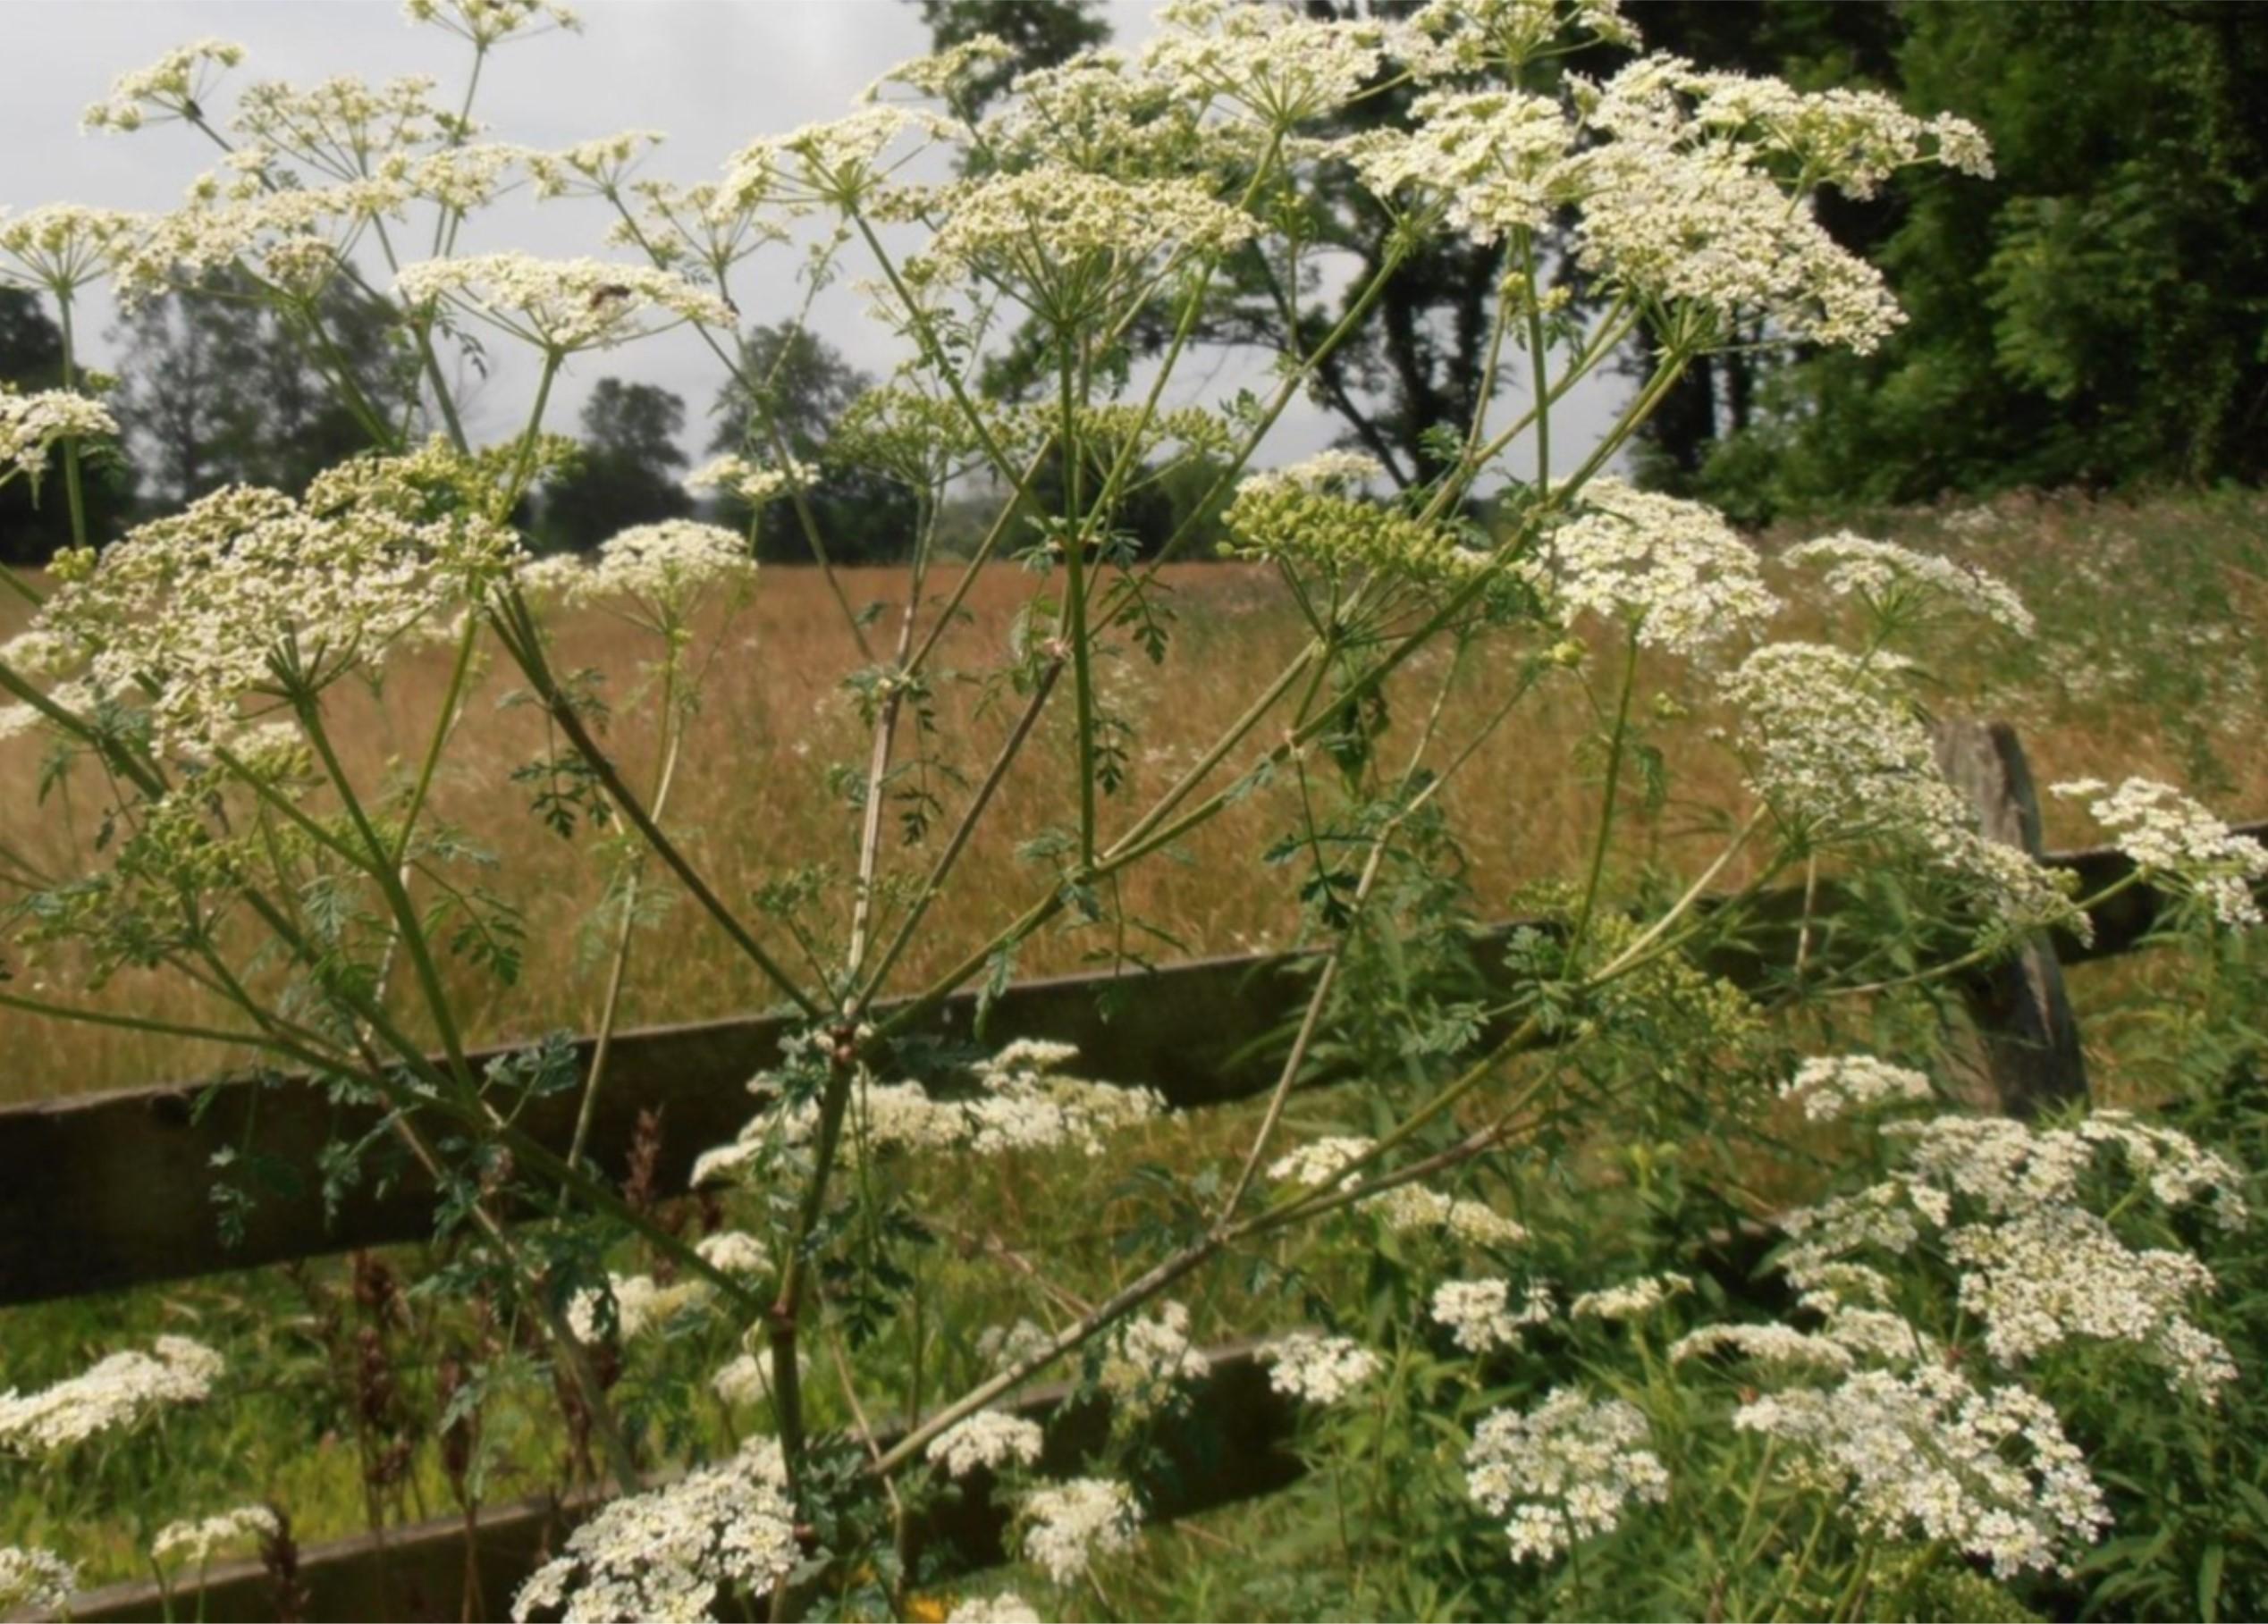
[61,1343,1298,1624]
[6,717,2262,1622]
[4,816,2249,1308]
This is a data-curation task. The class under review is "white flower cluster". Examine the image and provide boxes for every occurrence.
[1783,1111,2247,1398]
[227,73,456,171]
[1887,1110,2248,1225]
[0,1546,78,1617]
[1530,479,1778,658]
[0,204,146,295]
[1365,1183,1529,1246]
[1668,1321,1855,1371]
[525,130,665,199]
[22,450,520,745]
[968,48,1166,174]
[151,1504,280,1569]
[946,1593,1041,1624]
[403,0,581,47]
[510,1436,795,1623]
[401,144,533,214]
[922,165,1258,299]
[583,520,757,618]
[394,253,733,354]
[1781,1055,1935,1123]
[1261,1140,1523,1241]
[976,1319,1058,1373]
[1344,88,1570,243]
[865,35,1018,106]
[567,1272,710,1344]
[1785,532,2034,635]
[1237,450,1386,495]
[1430,1277,1554,1352]
[1396,0,1638,78]
[927,1409,1046,1479]
[1566,60,1988,353]
[2053,777,2267,930]
[1570,1271,1692,1323]
[0,1335,223,1453]
[1020,1477,1141,1586]
[1143,0,1389,131]
[695,1230,769,1277]
[1733,1363,2107,1577]
[710,1351,774,1410]
[0,390,118,487]
[718,106,926,216]
[1464,1388,1670,1563]
[686,452,804,508]
[692,1041,1162,1187]
[1721,643,2074,930]
[114,173,406,306]
[1264,1135,1375,1191]
[1260,1333,1380,1406]
[1947,1206,2236,1393]
[1099,1300,1210,1417]
[81,38,246,131]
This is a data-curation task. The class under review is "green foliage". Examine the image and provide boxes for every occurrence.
[910,0,1109,114]
[535,377,694,554]
[0,289,136,562]
[1645,2,2268,518]
[710,322,919,563]
[109,270,423,509]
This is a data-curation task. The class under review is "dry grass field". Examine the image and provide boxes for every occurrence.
[3,488,2264,1104]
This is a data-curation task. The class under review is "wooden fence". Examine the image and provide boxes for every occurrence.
[4,721,2260,1621]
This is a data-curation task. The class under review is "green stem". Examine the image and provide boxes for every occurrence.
[292,684,477,1091]
[565,657,686,1174]
[392,610,482,868]
[1056,349,1099,866]
[54,292,91,553]
[488,590,822,1019]
[1564,625,1642,969]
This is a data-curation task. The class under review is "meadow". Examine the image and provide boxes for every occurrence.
[3,486,2265,1614]
[4,486,2262,1106]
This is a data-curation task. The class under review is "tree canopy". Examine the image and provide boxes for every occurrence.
[1625,1,2268,518]
[538,378,695,554]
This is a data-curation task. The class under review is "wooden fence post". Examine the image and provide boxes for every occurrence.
[1932,718,2089,1115]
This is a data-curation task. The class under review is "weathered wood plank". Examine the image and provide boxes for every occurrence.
[56,1342,1299,1624]
[1933,719,2089,1115]
[4,818,2260,1308]
[0,946,1310,1308]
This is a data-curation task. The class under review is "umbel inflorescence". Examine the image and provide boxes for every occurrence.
[0,0,2257,1620]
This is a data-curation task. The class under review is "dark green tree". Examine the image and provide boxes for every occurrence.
[710,324,919,564]
[909,0,1109,113]
[537,378,695,554]
[1645,2,2268,517]
[108,271,420,509]
[1612,2,1903,498]
[1,289,136,564]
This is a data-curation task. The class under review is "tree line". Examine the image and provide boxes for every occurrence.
[6,0,2261,566]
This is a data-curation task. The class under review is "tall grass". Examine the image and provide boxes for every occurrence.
[3,488,2262,1103]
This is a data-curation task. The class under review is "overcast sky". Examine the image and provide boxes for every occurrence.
[3,0,1628,479]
